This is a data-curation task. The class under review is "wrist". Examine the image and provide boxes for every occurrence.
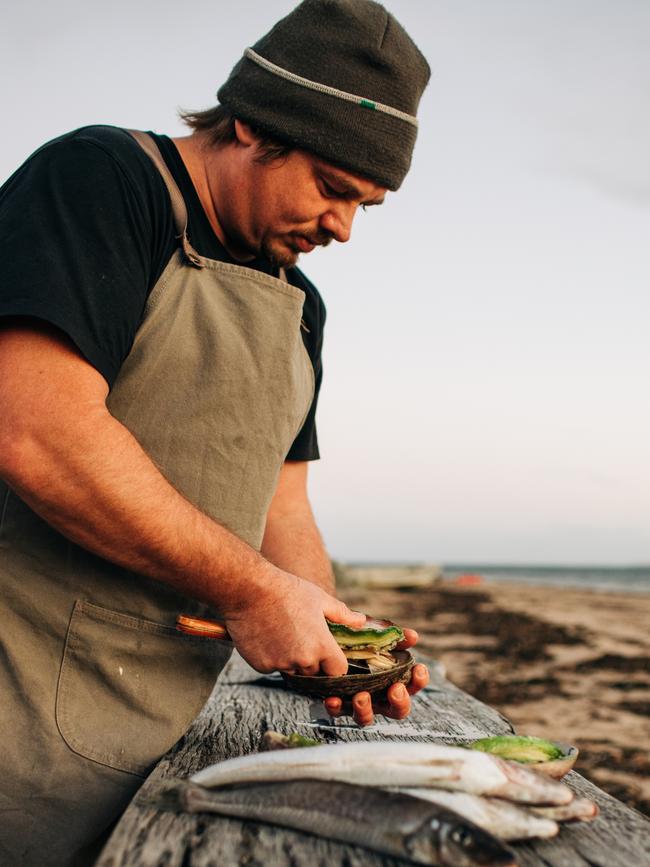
[219,550,296,620]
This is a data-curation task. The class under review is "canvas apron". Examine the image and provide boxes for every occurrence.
[0,131,314,866]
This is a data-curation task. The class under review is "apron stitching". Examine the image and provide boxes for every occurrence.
[55,600,224,776]
[195,258,307,300]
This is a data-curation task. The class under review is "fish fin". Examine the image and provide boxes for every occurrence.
[136,780,193,812]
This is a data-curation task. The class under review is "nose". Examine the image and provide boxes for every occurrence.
[319,202,357,244]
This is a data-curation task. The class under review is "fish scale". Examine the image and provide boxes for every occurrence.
[148,779,518,867]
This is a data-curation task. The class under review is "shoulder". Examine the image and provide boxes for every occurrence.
[4,126,169,212]
[33,125,157,173]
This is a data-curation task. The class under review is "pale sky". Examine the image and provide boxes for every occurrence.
[2,1,649,564]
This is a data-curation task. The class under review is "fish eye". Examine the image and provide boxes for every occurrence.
[451,828,474,848]
[429,818,440,831]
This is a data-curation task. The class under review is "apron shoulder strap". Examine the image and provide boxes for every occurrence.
[127,129,203,268]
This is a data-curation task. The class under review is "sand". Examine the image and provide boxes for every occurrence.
[338,579,650,816]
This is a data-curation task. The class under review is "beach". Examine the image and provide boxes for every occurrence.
[338,578,650,816]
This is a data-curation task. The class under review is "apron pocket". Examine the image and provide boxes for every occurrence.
[56,599,231,776]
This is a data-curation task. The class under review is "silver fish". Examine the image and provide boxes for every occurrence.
[398,788,559,841]
[191,741,572,806]
[148,779,518,867]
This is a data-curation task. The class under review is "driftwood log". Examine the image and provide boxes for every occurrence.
[98,652,650,867]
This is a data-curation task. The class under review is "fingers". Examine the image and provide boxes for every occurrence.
[323,598,366,630]
[323,696,345,717]
[323,693,376,726]
[352,691,375,727]
[385,681,411,718]
[293,662,322,677]
[365,681,413,720]
[395,627,419,650]
[287,645,349,678]
[371,667,427,716]
[350,684,410,725]
[324,671,426,725]
[319,645,350,677]
[406,663,429,695]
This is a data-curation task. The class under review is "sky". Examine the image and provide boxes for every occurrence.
[1,1,648,565]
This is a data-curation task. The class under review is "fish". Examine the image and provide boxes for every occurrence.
[191,741,573,806]
[147,779,519,867]
[398,788,559,841]
[530,798,599,822]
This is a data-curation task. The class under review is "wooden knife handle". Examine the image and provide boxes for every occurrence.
[176,614,231,641]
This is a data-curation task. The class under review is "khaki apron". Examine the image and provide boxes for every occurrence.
[0,131,314,866]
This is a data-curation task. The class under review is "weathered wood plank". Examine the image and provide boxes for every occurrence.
[98,652,650,867]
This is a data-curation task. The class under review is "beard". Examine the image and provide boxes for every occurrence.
[261,236,300,268]
[262,231,332,269]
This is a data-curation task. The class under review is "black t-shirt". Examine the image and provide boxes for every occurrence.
[0,125,324,460]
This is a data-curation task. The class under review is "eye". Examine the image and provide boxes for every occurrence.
[320,179,340,198]
[451,828,474,848]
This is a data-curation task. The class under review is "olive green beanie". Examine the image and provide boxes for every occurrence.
[217,0,430,190]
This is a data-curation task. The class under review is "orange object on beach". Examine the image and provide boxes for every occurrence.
[455,573,484,586]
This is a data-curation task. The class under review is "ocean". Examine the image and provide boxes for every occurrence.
[345,562,650,593]
[442,564,650,594]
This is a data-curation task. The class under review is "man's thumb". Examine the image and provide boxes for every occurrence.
[324,600,366,630]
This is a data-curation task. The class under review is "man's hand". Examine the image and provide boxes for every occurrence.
[222,570,366,676]
[323,628,429,726]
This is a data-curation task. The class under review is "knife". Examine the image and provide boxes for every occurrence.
[176,614,231,640]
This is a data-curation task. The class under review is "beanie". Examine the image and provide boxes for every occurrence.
[217,0,430,190]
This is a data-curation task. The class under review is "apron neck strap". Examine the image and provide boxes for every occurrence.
[127,130,203,268]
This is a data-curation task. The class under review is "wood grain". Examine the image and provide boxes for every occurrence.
[97,653,650,867]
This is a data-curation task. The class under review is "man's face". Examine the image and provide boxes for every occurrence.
[218,132,387,268]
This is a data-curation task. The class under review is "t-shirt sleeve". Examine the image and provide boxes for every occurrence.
[285,274,326,462]
[0,134,166,385]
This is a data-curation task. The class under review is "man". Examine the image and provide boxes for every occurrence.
[0,0,430,863]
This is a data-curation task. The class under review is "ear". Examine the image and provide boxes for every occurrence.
[234,118,258,147]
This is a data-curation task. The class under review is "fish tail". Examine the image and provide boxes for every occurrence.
[491,759,574,805]
[531,799,599,822]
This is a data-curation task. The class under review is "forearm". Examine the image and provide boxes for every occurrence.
[3,395,269,612]
[0,323,366,676]
[261,482,336,595]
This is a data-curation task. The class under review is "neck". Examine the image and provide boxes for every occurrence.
[171,133,255,262]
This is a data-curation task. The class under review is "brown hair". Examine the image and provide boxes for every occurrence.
[179,104,292,164]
